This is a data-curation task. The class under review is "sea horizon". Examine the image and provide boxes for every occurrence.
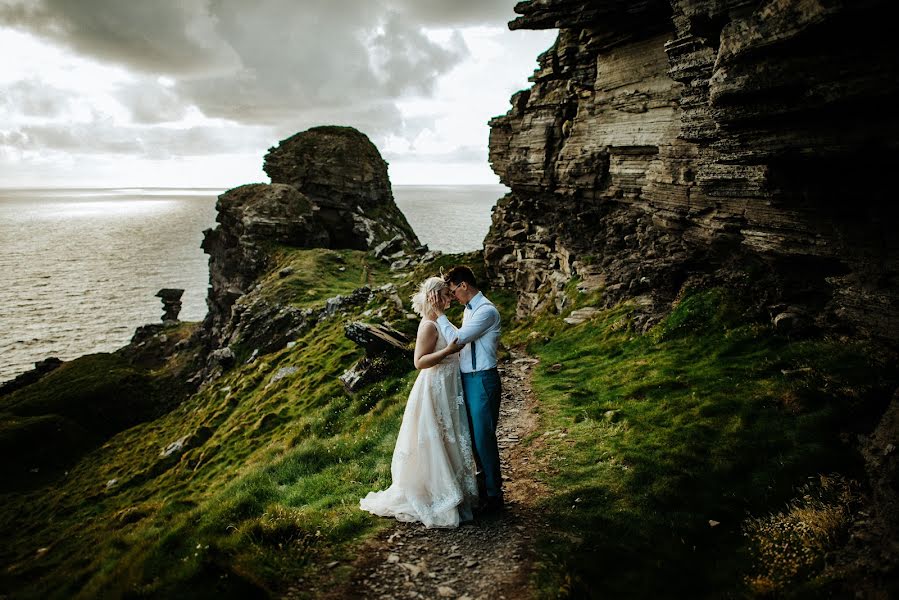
[0,184,506,383]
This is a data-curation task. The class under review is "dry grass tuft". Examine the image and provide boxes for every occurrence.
[743,473,857,594]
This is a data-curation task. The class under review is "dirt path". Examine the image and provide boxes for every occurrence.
[311,349,547,600]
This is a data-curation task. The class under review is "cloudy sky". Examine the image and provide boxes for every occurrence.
[0,0,555,187]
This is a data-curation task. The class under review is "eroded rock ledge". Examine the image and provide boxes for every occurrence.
[486,0,899,339]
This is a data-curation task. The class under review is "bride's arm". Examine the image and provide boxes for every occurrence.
[413,322,455,370]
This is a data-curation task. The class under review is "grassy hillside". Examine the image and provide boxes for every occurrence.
[513,289,894,598]
[0,249,475,599]
[1,249,893,598]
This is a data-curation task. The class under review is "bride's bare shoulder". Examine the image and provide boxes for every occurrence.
[416,318,438,335]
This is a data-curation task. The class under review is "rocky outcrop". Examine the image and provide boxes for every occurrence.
[202,127,420,354]
[202,183,327,340]
[155,288,184,323]
[485,0,899,340]
[0,357,62,398]
[264,126,419,251]
[340,321,412,392]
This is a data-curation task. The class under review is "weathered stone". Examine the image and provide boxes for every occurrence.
[267,366,299,387]
[340,322,412,392]
[160,435,189,458]
[373,235,405,259]
[199,127,419,381]
[264,126,419,251]
[210,347,234,367]
[484,0,899,340]
[202,182,326,342]
[563,307,601,325]
[0,357,62,397]
[344,322,412,355]
[155,288,184,322]
[772,309,810,334]
[390,259,411,272]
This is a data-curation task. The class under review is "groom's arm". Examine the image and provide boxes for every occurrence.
[435,314,459,344]
[448,306,499,345]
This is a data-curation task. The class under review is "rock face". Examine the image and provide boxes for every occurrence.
[264,126,419,251]
[202,127,420,349]
[485,0,899,339]
[155,288,184,323]
[340,321,412,392]
[202,183,327,339]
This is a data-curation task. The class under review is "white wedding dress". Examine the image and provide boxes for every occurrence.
[360,320,478,528]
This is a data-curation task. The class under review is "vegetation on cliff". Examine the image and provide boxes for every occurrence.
[1,247,893,598]
[516,287,894,597]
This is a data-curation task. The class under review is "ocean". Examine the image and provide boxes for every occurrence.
[0,185,506,383]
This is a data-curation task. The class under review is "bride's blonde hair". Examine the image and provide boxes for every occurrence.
[410,276,447,317]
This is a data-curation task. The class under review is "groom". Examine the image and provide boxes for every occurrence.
[434,266,504,513]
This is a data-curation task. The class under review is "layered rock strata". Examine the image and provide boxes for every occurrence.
[486,0,899,339]
[155,288,184,323]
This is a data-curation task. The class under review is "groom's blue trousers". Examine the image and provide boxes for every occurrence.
[461,368,503,498]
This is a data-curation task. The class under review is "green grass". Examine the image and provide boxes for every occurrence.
[0,249,495,598]
[515,288,895,598]
[0,331,409,598]
[255,247,391,308]
[2,250,891,599]
[0,322,204,489]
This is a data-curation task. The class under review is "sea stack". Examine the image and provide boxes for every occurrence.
[155,288,184,323]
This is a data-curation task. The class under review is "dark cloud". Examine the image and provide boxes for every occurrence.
[172,0,468,126]
[369,13,467,97]
[0,0,478,128]
[0,0,538,181]
[388,0,519,26]
[0,0,238,75]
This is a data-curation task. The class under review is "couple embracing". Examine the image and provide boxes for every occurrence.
[360,266,504,528]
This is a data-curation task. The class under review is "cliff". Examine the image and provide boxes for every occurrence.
[201,126,420,367]
[486,0,899,340]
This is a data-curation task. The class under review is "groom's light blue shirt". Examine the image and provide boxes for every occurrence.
[437,291,501,374]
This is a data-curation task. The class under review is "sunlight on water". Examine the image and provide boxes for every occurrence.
[0,188,221,382]
[0,185,505,382]
[33,199,179,220]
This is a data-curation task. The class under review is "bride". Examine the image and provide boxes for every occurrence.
[360,276,479,528]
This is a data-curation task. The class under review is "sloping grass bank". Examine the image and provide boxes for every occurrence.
[0,249,474,599]
[2,249,892,599]
[514,289,895,598]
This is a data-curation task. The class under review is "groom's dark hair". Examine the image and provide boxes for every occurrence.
[444,265,477,288]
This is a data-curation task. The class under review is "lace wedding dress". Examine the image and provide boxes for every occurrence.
[360,321,478,528]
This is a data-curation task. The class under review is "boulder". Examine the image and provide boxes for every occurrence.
[340,322,412,392]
